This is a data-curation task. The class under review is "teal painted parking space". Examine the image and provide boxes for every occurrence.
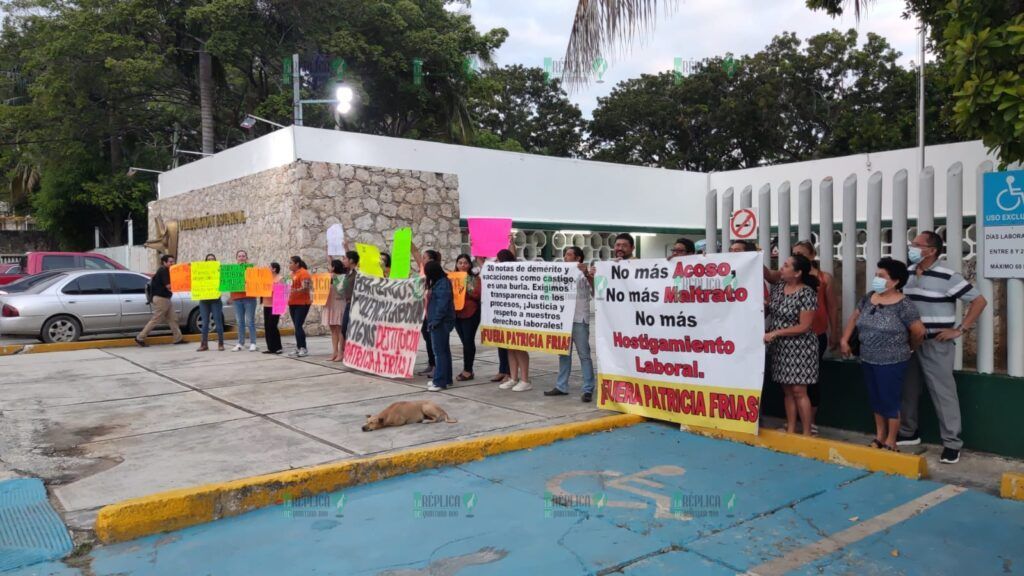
[9,423,1024,575]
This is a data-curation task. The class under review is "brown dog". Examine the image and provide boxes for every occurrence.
[362,400,457,432]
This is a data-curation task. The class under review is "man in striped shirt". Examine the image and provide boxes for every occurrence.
[899,231,987,464]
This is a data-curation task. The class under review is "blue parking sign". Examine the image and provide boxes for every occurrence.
[983,170,1024,227]
[982,170,1024,278]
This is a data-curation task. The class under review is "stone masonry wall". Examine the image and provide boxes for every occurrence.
[148,160,460,335]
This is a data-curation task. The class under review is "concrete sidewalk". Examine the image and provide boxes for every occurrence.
[0,333,606,537]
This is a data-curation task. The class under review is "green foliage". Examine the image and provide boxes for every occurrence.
[587,29,956,170]
[809,0,1024,166]
[468,65,585,157]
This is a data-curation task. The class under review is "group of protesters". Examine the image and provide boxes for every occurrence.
[137,226,983,463]
[730,230,985,463]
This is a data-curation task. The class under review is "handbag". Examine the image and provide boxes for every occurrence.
[848,327,861,357]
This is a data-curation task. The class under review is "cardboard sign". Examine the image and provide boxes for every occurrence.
[190,261,221,301]
[245,267,273,298]
[447,271,467,311]
[467,218,513,257]
[170,263,191,293]
[390,227,413,279]
[313,273,332,306]
[343,274,425,378]
[271,283,289,315]
[327,223,345,255]
[219,263,250,292]
[356,243,384,277]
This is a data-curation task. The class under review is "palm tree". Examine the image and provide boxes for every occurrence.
[562,0,872,90]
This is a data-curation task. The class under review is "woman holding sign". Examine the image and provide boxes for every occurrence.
[262,262,284,355]
[425,261,456,391]
[288,256,312,357]
[323,258,347,362]
[453,254,481,381]
[764,255,819,435]
[196,253,225,352]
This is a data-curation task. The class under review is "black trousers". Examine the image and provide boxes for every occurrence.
[454,311,481,373]
[263,307,282,353]
[422,319,435,367]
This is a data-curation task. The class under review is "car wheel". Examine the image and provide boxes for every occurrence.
[187,307,201,334]
[41,315,82,343]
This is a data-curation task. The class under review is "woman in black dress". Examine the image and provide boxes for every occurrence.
[765,254,819,435]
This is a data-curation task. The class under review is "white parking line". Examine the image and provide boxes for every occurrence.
[744,484,966,576]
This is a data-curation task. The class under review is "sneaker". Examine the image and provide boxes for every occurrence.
[544,389,568,396]
[896,434,921,446]
[297,348,308,357]
[498,379,518,390]
[426,383,445,392]
[581,392,593,403]
[261,350,276,355]
[233,344,244,352]
[288,349,300,357]
[512,380,533,392]
[274,349,283,355]
[134,338,148,347]
[811,424,819,436]
[940,448,960,464]
[249,344,258,352]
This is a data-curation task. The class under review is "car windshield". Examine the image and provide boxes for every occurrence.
[0,271,68,293]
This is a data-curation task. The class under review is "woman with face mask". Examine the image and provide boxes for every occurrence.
[840,258,926,451]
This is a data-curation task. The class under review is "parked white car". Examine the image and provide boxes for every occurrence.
[0,269,235,342]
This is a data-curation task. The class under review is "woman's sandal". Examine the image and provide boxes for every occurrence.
[456,372,474,382]
[869,439,885,449]
[490,373,508,382]
[883,444,899,452]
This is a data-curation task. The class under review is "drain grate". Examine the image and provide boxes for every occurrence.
[0,478,73,572]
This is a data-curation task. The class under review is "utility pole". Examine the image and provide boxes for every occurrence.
[918,22,926,170]
[293,53,303,127]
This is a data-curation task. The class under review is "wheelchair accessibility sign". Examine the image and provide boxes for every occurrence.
[982,170,1024,278]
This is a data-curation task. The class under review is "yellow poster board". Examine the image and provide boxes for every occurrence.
[190,261,221,300]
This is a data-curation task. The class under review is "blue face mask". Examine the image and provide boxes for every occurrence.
[870,276,889,293]
[907,246,923,264]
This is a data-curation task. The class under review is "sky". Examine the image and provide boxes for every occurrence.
[465,0,925,118]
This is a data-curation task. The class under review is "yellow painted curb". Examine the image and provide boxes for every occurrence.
[1000,472,1024,501]
[0,328,296,356]
[681,424,928,480]
[95,413,645,543]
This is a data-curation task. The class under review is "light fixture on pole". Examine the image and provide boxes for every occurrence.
[126,167,164,177]
[240,114,286,130]
[335,85,354,115]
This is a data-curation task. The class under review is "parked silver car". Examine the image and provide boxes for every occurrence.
[0,269,236,342]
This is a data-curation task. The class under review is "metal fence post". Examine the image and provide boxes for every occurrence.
[759,184,772,268]
[778,181,792,259]
[975,161,994,374]
[892,169,909,262]
[722,187,734,251]
[946,162,965,370]
[918,166,935,232]
[867,172,883,288]
[706,188,718,254]
[798,179,812,242]
[842,174,858,328]
[820,177,834,275]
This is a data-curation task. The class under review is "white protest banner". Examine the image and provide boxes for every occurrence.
[327,223,345,256]
[343,274,425,378]
[594,252,765,434]
[480,261,583,355]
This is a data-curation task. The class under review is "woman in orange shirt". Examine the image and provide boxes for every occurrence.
[288,255,312,357]
[793,240,838,433]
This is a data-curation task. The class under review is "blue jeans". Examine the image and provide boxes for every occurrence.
[199,299,224,346]
[233,298,258,345]
[430,321,454,388]
[289,305,311,349]
[556,322,596,394]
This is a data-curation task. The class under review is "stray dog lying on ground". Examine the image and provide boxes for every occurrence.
[362,400,458,431]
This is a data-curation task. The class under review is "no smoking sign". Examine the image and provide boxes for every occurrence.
[730,209,757,240]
